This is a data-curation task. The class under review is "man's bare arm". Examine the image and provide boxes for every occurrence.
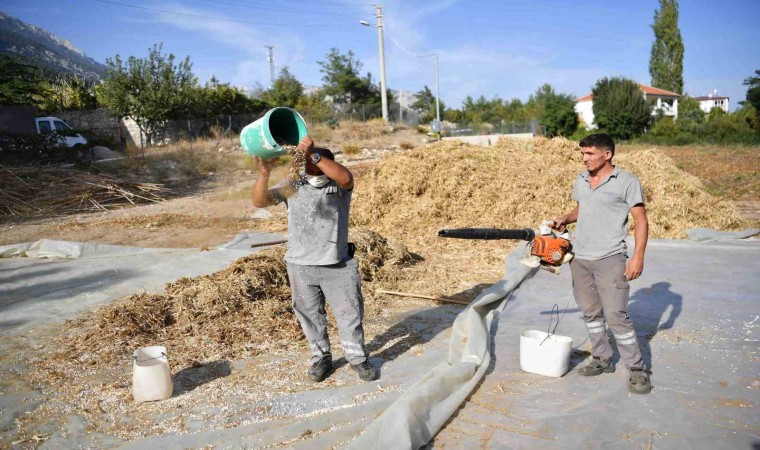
[626,204,648,280]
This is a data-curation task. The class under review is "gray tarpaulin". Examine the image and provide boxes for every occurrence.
[1,232,758,449]
[0,233,285,335]
[348,243,537,449]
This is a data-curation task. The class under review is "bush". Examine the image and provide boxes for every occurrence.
[0,132,74,165]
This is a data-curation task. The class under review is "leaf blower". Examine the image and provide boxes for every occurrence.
[437,221,574,274]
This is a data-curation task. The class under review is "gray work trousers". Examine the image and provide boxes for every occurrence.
[286,259,368,366]
[570,253,645,370]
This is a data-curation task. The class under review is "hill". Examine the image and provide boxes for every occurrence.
[0,11,106,80]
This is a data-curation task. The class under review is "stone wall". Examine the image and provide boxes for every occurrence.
[54,108,137,149]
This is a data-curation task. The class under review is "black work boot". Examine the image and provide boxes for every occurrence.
[350,360,378,381]
[308,356,334,382]
[578,357,615,376]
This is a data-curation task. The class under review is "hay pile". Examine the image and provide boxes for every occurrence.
[351,137,749,242]
[0,165,167,216]
[45,229,414,371]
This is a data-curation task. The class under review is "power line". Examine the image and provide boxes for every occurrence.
[384,30,436,59]
[90,0,344,27]
[198,0,351,16]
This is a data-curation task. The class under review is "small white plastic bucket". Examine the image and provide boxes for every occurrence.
[132,346,173,402]
[519,330,573,378]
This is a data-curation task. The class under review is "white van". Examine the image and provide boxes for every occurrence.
[35,117,88,148]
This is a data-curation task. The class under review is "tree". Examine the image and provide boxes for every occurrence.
[0,54,47,106]
[96,44,197,145]
[296,89,334,123]
[592,77,651,139]
[649,0,684,94]
[263,67,304,108]
[412,85,442,123]
[541,93,578,137]
[317,48,379,106]
[522,83,578,136]
[742,69,760,126]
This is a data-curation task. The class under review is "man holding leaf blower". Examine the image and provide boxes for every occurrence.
[552,133,651,395]
[252,136,377,383]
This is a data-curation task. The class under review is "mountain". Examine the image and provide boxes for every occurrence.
[0,11,106,80]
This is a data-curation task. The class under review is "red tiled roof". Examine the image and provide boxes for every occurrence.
[576,83,681,102]
[638,84,680,97]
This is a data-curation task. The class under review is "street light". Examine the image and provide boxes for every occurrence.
[359,5,388,123]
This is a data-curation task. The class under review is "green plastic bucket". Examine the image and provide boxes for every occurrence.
[240,107,308,160]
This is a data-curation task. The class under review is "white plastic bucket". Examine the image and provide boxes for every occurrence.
[519,330,573,378]
[132,346,173,402]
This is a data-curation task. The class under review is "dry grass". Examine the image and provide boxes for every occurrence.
[0,165,167,217]
[342,143,361,155]
[619,143,760,201]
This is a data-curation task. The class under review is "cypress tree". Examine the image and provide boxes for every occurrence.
[649,0,684,94]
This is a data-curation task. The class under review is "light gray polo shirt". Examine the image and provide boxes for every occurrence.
[270,179,351,266]
[571,166,644,260]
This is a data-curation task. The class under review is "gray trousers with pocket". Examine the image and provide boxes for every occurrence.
[286,258,368,366]
[570,253,645,370]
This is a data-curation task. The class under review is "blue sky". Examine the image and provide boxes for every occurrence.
[2,0,758,110]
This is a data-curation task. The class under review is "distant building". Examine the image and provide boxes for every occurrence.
[694,90,729,113]
[575,83,680,129]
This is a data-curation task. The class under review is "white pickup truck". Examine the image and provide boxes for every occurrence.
[35,116,88,149]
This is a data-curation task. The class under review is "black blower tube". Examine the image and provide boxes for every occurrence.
[437,228,536,241]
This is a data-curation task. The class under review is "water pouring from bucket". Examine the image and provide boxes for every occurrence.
[240,107,308,160]
[132,346,173,402]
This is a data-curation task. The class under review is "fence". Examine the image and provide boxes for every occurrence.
[441,120,545,137]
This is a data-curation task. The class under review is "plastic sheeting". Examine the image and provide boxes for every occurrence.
[348,243,537,449]
[0,233,285,335]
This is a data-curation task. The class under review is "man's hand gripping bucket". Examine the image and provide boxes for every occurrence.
[132,346,173,402]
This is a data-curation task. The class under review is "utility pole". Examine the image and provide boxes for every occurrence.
[265,45,276,88]
[434,53,441,123]
[375,5,388,122]
[399,89,403,122]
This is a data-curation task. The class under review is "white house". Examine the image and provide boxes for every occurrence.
[575,83,680,129]
[694,90,729,113]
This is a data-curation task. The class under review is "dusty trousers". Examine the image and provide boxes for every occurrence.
[570,253,645,370]
[286,259,368,366]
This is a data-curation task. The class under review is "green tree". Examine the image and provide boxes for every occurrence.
[317,48,379,105]
[263,67,304,108]
[522,84,578,136]
[592,77,651,139]
[193,76,266,117]
[649,0,684,94]
[742,69,760,126]
[296,89,334,123]
[96,43,197,145]
[412,85,444,123]
[0,54,47,106]
[541,93,578,137]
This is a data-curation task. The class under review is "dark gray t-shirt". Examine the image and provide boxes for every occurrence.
[572,167,644,260]
[270,179,351,266]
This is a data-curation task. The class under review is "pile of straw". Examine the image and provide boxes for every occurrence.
[0,165,167,216]
[350,137,749,242]
[46,229,413,370]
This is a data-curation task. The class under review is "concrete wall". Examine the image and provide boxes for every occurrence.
[443,133,533,147]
